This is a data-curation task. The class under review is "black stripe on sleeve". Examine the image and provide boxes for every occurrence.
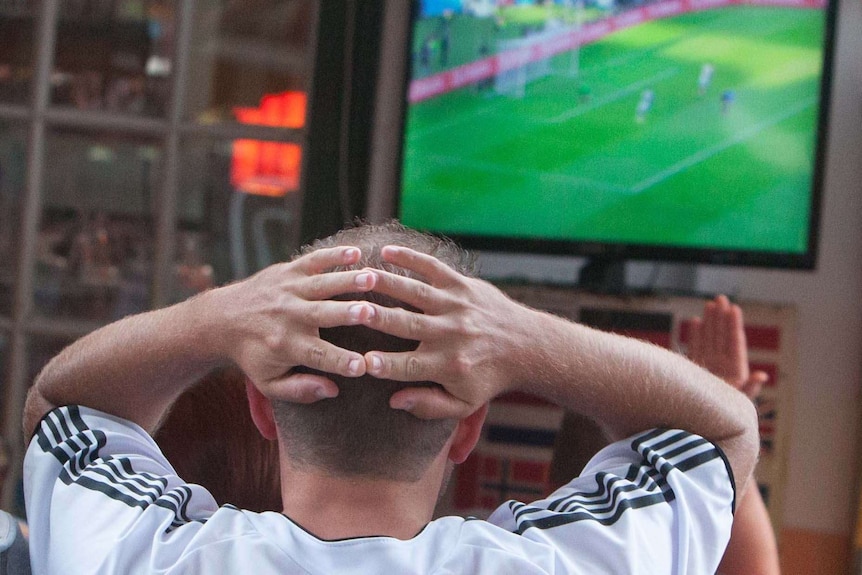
[38,412,63,451]
[511,463,674,531]
[67,405,89,435]
[87,465,166,500]
[648,429,693,452]
[675,448,721,473]
[529,464,668,522]
[513,490,671,535]
[663,437,710,462]
[54,409,75,439]
[104,458,169,495]
[557,465,668,515]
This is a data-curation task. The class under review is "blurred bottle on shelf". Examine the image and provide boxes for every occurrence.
[174,231,214,302]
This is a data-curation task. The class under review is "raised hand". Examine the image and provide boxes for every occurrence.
[687,295,769,399]
[215,246,380,402]
[688,297,780,573]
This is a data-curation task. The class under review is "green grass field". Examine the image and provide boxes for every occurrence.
[400,6,826,253]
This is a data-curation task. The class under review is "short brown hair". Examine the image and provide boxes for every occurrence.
[272,221,475,481]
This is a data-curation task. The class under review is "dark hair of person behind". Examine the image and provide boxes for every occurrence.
[155,367,282,512]
[273,220,476,482]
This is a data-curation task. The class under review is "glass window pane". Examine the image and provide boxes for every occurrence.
[34,130,162,321]
[185,0,316,126]
[174,137,302,300]
[0,121,28,317]
[51,1,176,116]
[0,1,39,105]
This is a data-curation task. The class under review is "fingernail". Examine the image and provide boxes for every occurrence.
[348,358,362,375]
[395,400,414,412]
[355,272,374,288]
[349,304,365,321]
[344,248,359,261]
[370,355,382,372]
[315,387,331,400]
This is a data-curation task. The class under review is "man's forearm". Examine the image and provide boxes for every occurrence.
[522,312,757,481]
[518,310,759,488]
[24,292,224,437]
[527,310,750,437]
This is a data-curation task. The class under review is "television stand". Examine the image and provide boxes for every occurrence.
[576,258,627,294]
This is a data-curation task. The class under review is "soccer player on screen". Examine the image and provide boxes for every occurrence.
[698,63,715,96]
[418,36,433,77]
[636,89,654,123]
[439,11,452,68]
[721,89,736,115]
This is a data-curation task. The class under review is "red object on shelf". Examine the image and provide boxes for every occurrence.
[231,91,306,197]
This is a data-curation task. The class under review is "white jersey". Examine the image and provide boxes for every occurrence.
[25,406,735,574]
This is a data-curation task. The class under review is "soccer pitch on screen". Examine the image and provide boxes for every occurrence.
[399,6,825,254]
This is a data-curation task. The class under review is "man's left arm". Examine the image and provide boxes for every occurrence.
[23,246,378,437]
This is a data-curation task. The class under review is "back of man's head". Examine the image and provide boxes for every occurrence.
[271,221,476,482]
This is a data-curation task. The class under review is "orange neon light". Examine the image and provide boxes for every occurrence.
[231,91,306,197]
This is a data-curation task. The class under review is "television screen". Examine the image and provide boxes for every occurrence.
[396,0,836,268]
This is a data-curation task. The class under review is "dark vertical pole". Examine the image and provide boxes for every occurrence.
[298,0,348,245]
[299,0,384,245]
[345,0,384,219]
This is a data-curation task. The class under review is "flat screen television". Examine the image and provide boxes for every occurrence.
[394,0,837,272]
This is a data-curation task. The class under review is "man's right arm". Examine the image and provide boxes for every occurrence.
[360,246,760,494]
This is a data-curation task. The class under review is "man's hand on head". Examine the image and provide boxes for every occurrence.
[352,246,536,420]
[206,246,380,403]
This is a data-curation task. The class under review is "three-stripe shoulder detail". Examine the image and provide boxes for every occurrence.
[631,429,720,474]
[509,429,721,535]
[35,406,203,532]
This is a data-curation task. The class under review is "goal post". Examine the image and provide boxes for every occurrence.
[492,18,582,98]
[493,35,552,98]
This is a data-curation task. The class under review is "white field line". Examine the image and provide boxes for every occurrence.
[630,97,816,193]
